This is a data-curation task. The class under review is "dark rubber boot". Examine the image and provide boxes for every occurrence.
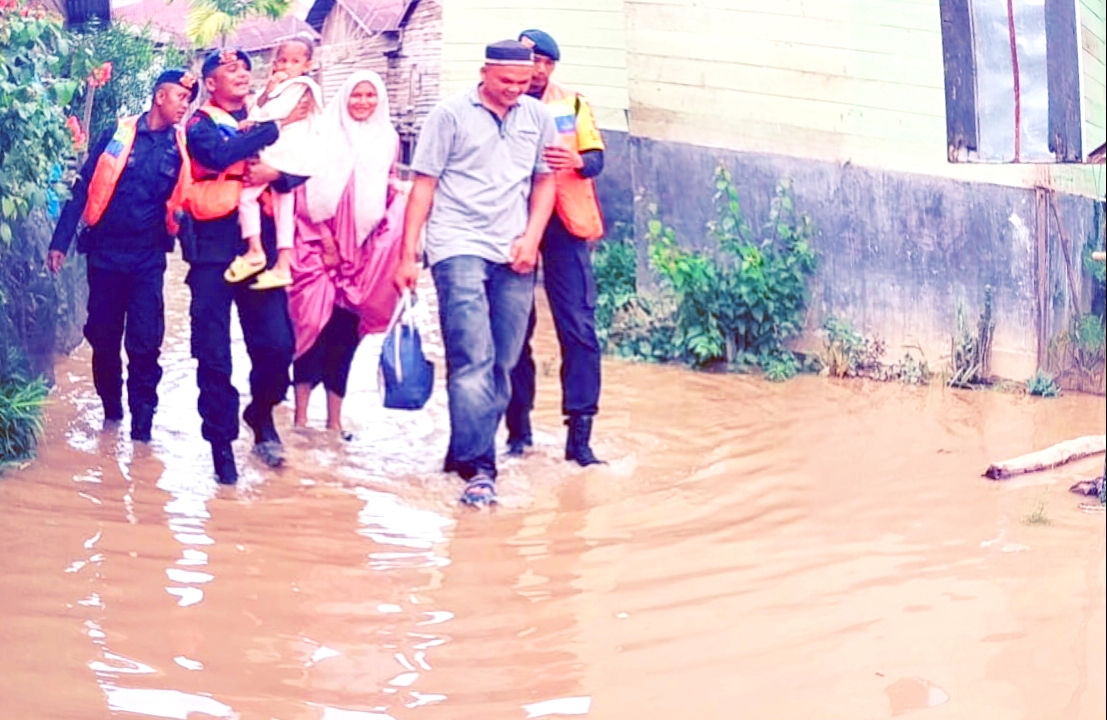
[243,402,280,444]
[103,399,124,426]
[565,415,604,467]
[506,435,532,457]
[212,443,238,485]
[131,411,153,443]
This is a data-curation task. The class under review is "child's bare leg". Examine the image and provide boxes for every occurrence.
[269,191,295,278]
[242,235,265,264]
[237,186,268,265]
[271,248,293,279]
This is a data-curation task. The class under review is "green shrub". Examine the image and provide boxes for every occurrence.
[593,237,639,344]
[1,0,79,244]
[646,165,818,371]
[0,376,48,470]
[1026,371,1062,398]
[65,21,190,141]
[821,316,931,384]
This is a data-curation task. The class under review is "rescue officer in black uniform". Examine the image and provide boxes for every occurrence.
[48,69,198,443]
[183,49,309,484]
[505,29,607,466]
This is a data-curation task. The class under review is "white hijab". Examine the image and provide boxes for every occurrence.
[305,70,398,244]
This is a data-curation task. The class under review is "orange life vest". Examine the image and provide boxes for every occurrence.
[83,115,191,237]
[542,81,605,241]
[185,102,247,221]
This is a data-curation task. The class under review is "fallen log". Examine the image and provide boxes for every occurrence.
[984,435,1106,479]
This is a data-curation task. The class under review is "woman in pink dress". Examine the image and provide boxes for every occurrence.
[288,70,407,437]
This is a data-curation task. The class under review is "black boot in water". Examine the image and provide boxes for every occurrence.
[565,415,604,467]
[212,443,238,485]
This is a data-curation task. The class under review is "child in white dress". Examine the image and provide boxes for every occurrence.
[226,38,322,289]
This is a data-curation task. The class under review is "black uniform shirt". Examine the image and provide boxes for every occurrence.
[49,114,182,272]
[184,105,306,266]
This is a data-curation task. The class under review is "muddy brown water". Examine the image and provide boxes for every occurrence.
[1,257,1105,720]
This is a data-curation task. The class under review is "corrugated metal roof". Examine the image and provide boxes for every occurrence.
[111,0,319,51]
[305,0,403,34]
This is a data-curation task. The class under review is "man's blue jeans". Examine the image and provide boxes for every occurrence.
[432,255,536,481]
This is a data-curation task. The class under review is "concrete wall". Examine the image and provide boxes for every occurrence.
[620,137,1102,381]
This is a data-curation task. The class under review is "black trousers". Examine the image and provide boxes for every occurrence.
[186,264,293,446]
[293,306,361,398]
[85,263,166,422]
[506,215,602,439]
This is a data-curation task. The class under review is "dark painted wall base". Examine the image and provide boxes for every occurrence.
[594,131,1104,381]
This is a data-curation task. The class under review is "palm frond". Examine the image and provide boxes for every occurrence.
[185,0,294,47]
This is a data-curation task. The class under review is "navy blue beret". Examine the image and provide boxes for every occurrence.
[154,68,199,102]
[201,48,252,79]
[518,29,560,62]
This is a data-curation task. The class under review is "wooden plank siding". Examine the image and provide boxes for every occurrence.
[389,0,444,141]
[624,0,1105,195]
[439,0,630,130]
[1080,0,1106,153]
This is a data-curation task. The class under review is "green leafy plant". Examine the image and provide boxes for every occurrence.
[605,294,681,363]
[0,375,48,470]
[761,349,800,382]
[593,237,639,344]
[822,316,883,378]
[820,316,930,384]
[64,22,190,142]
[1,0,79,244]
[184,0,293,47]
[646,165,818,373]
[1026,371,1062,398]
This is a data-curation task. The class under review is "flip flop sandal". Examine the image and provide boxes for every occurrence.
[250,269,293,291]
[224,255,267,283]
[460,476,497,507]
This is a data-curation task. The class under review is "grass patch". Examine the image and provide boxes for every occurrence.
[0,377,49,472]
[1023,493,1051,525]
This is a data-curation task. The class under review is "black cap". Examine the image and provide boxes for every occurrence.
[518,29,560,62]
[201,48,252,79]
[154,68,200,102]
[484,39,533,65]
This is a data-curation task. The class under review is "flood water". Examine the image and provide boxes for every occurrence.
[2,256,1105,720]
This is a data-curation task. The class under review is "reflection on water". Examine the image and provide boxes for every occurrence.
[0,256,1104,719]
[104,687,234,719]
